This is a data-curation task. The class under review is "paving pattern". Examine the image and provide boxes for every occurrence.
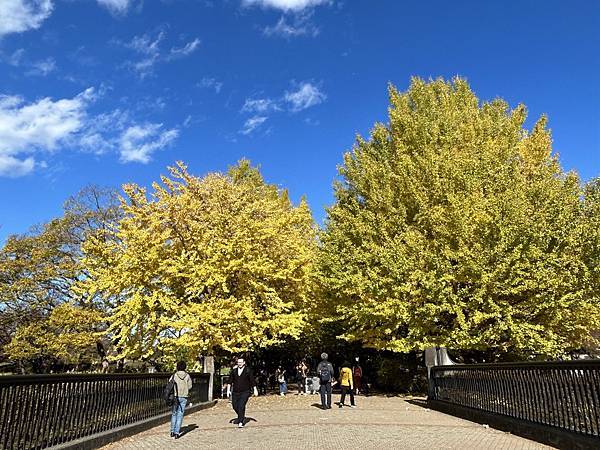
[101,394,553,449]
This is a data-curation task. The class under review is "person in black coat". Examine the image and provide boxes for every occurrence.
[227,356,258,427]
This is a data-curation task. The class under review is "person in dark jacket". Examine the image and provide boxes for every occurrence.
[316,353,335,409]
[227,356,258,427]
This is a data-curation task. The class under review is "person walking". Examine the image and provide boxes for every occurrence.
[170,361,193,439]
[338,361,356,408]
[276,366,287,396]
[317,353,334,409]
[227,356,258,428]
[296,360,308,395]
[352,357,363,395]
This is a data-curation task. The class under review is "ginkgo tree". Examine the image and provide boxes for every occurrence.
[80,160,317,363]
[318,77,600,358]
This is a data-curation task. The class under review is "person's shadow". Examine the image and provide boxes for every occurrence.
[178,423,199,437]
[310,403,331,410]
[229,417,258,426]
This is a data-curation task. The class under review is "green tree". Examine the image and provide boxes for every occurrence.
[318,77,600,358]
[80,161,317,364]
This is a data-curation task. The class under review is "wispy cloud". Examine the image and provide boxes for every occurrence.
[119,123,178,163]
[240,116,267,135]
[168,38,201,59]
[0,0,54,37]
[117,32,200,78]
[239,81,325,135]
[263,13,319,38]
[2,48,57,76]
[25,57,56,76]
[6,48,26,66]
[196,77,223,94]
[97,0,132,16]
[241,97,281,114]
[242,0,329,12]
[284,82,326,112]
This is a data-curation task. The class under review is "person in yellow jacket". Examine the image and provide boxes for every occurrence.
[338,361,356,408]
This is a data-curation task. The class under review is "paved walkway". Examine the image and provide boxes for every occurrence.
[101,394,552,449]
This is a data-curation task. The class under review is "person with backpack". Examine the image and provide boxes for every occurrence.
[168,361,193,439]
[338,361,356,408]
[316,352,334,409]
[227,356,259,428]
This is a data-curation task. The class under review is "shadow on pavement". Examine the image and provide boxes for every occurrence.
[310,403,332,410]
[228,417,258,425]
[179,423,199,437]
[406,398,428,409]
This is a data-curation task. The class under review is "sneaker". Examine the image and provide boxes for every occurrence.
[238,422,244,428]
[350,405,356,408]
[170,432,175,438]
[174,433,182,439]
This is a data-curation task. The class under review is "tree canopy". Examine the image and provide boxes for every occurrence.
[317,77,600,357]
[0,186,119,369]
[80,161,317,363]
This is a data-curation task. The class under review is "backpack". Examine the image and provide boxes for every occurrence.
[319,364,331,383]
[163,375,178,406]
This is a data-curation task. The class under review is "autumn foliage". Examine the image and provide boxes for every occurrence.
[1,78,599,371]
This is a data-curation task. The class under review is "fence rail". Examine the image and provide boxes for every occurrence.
[430,360,600,441]
[0,372,210,450]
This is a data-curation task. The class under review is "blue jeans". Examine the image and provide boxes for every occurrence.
[170,397,187,434]
[320,382,332,408]
[279,382,287,394]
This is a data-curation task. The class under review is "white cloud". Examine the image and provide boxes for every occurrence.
[284,82,325,112]
[239,81,325,136]
[242,0,328,12]
[0,155,35,177]
[240,116,267,135]
[0,87,181,176]
[241,97,281,114]
[168,38,201,59]
[0,89,94,153]
[0,0,53,37]
[263,14,319,38]
[97,0,132,15]
[0,88,95,176]
[119,123,178,163]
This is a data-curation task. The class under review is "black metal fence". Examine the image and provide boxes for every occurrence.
[0,372,210,450]
[430,360,600,440]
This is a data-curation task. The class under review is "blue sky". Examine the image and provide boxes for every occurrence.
[0,0,599,243]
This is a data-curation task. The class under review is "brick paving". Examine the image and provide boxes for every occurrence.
[101,394,553,449]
